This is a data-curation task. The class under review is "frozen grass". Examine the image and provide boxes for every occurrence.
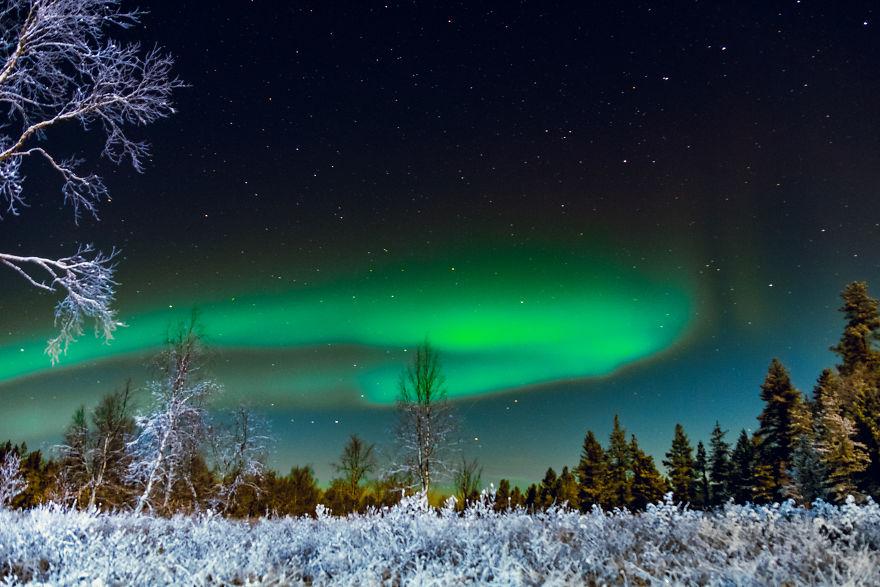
[1,494,879,585]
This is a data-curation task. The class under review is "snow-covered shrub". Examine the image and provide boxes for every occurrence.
[0,495,878,585]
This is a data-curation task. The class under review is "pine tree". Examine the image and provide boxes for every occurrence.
[694,441,709,508]
[729,429,754,503]
[575,430,608,511]
[606,415,631,509]
[755,358,803,500]
[629,435,668,510]
[663,423,695,504]
[708,421,732,505]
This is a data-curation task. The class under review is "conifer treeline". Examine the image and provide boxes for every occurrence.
[2,282,879,516]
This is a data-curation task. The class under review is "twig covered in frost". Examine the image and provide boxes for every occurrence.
[0,0,183,360]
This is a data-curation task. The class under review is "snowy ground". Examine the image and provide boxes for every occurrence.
[1,494,879,585]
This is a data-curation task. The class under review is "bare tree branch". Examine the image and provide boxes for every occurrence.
[0,0,182,359]
[0,244,119,362]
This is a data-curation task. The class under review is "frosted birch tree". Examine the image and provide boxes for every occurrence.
[392,340,457,495]
[0,452,27,507]
[211,405,268,514]
[127,312,219,515]
[0,0,182,361]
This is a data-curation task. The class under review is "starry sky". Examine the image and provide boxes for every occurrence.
[1,0,879,488]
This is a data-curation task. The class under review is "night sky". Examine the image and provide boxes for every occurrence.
[2,1,879,488]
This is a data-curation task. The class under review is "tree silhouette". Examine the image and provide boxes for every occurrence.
[332,434,375,513]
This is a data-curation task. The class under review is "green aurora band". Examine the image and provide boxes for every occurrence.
[0,249,694,403]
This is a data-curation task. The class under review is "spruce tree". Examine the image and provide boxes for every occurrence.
[708,421,732,505]
[606,415,632,509]
[694,441,709,508]
[524,483,538,511]
[755,358,803,500]
[663,423,695,504]
[509,485,524,509]
[790,372,831,503]
[555,466,579,509]
[729,429,754,502]
[629,434,668,510]
[813,372,870,502]
[494,479,511,512]
[790,433,828,504]
[828,283,880,499]
[575,430,608,511]
[751,438,777,504]
[538,467,558,509]
[831,281,880,378]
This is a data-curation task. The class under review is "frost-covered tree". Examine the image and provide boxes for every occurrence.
[0,0,182,361]
[212,405,268,515]
[127,312,219,515]
[56,383,135,510]
[827,283,880,498]
[831,282,880,379]
[0,452,27,507]
[392,340,456,495]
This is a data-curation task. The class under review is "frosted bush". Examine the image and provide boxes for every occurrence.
[0,494,878,585]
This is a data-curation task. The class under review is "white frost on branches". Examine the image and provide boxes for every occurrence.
[1,245,119,360]
[0,452,27,507]
[126,315,219,515]
[211,405,268,514]
[1,495,880,584]
[0,0,182,361]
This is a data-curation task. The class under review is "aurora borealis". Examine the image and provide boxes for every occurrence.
[2,1,880,486]
[0,246,692,400]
